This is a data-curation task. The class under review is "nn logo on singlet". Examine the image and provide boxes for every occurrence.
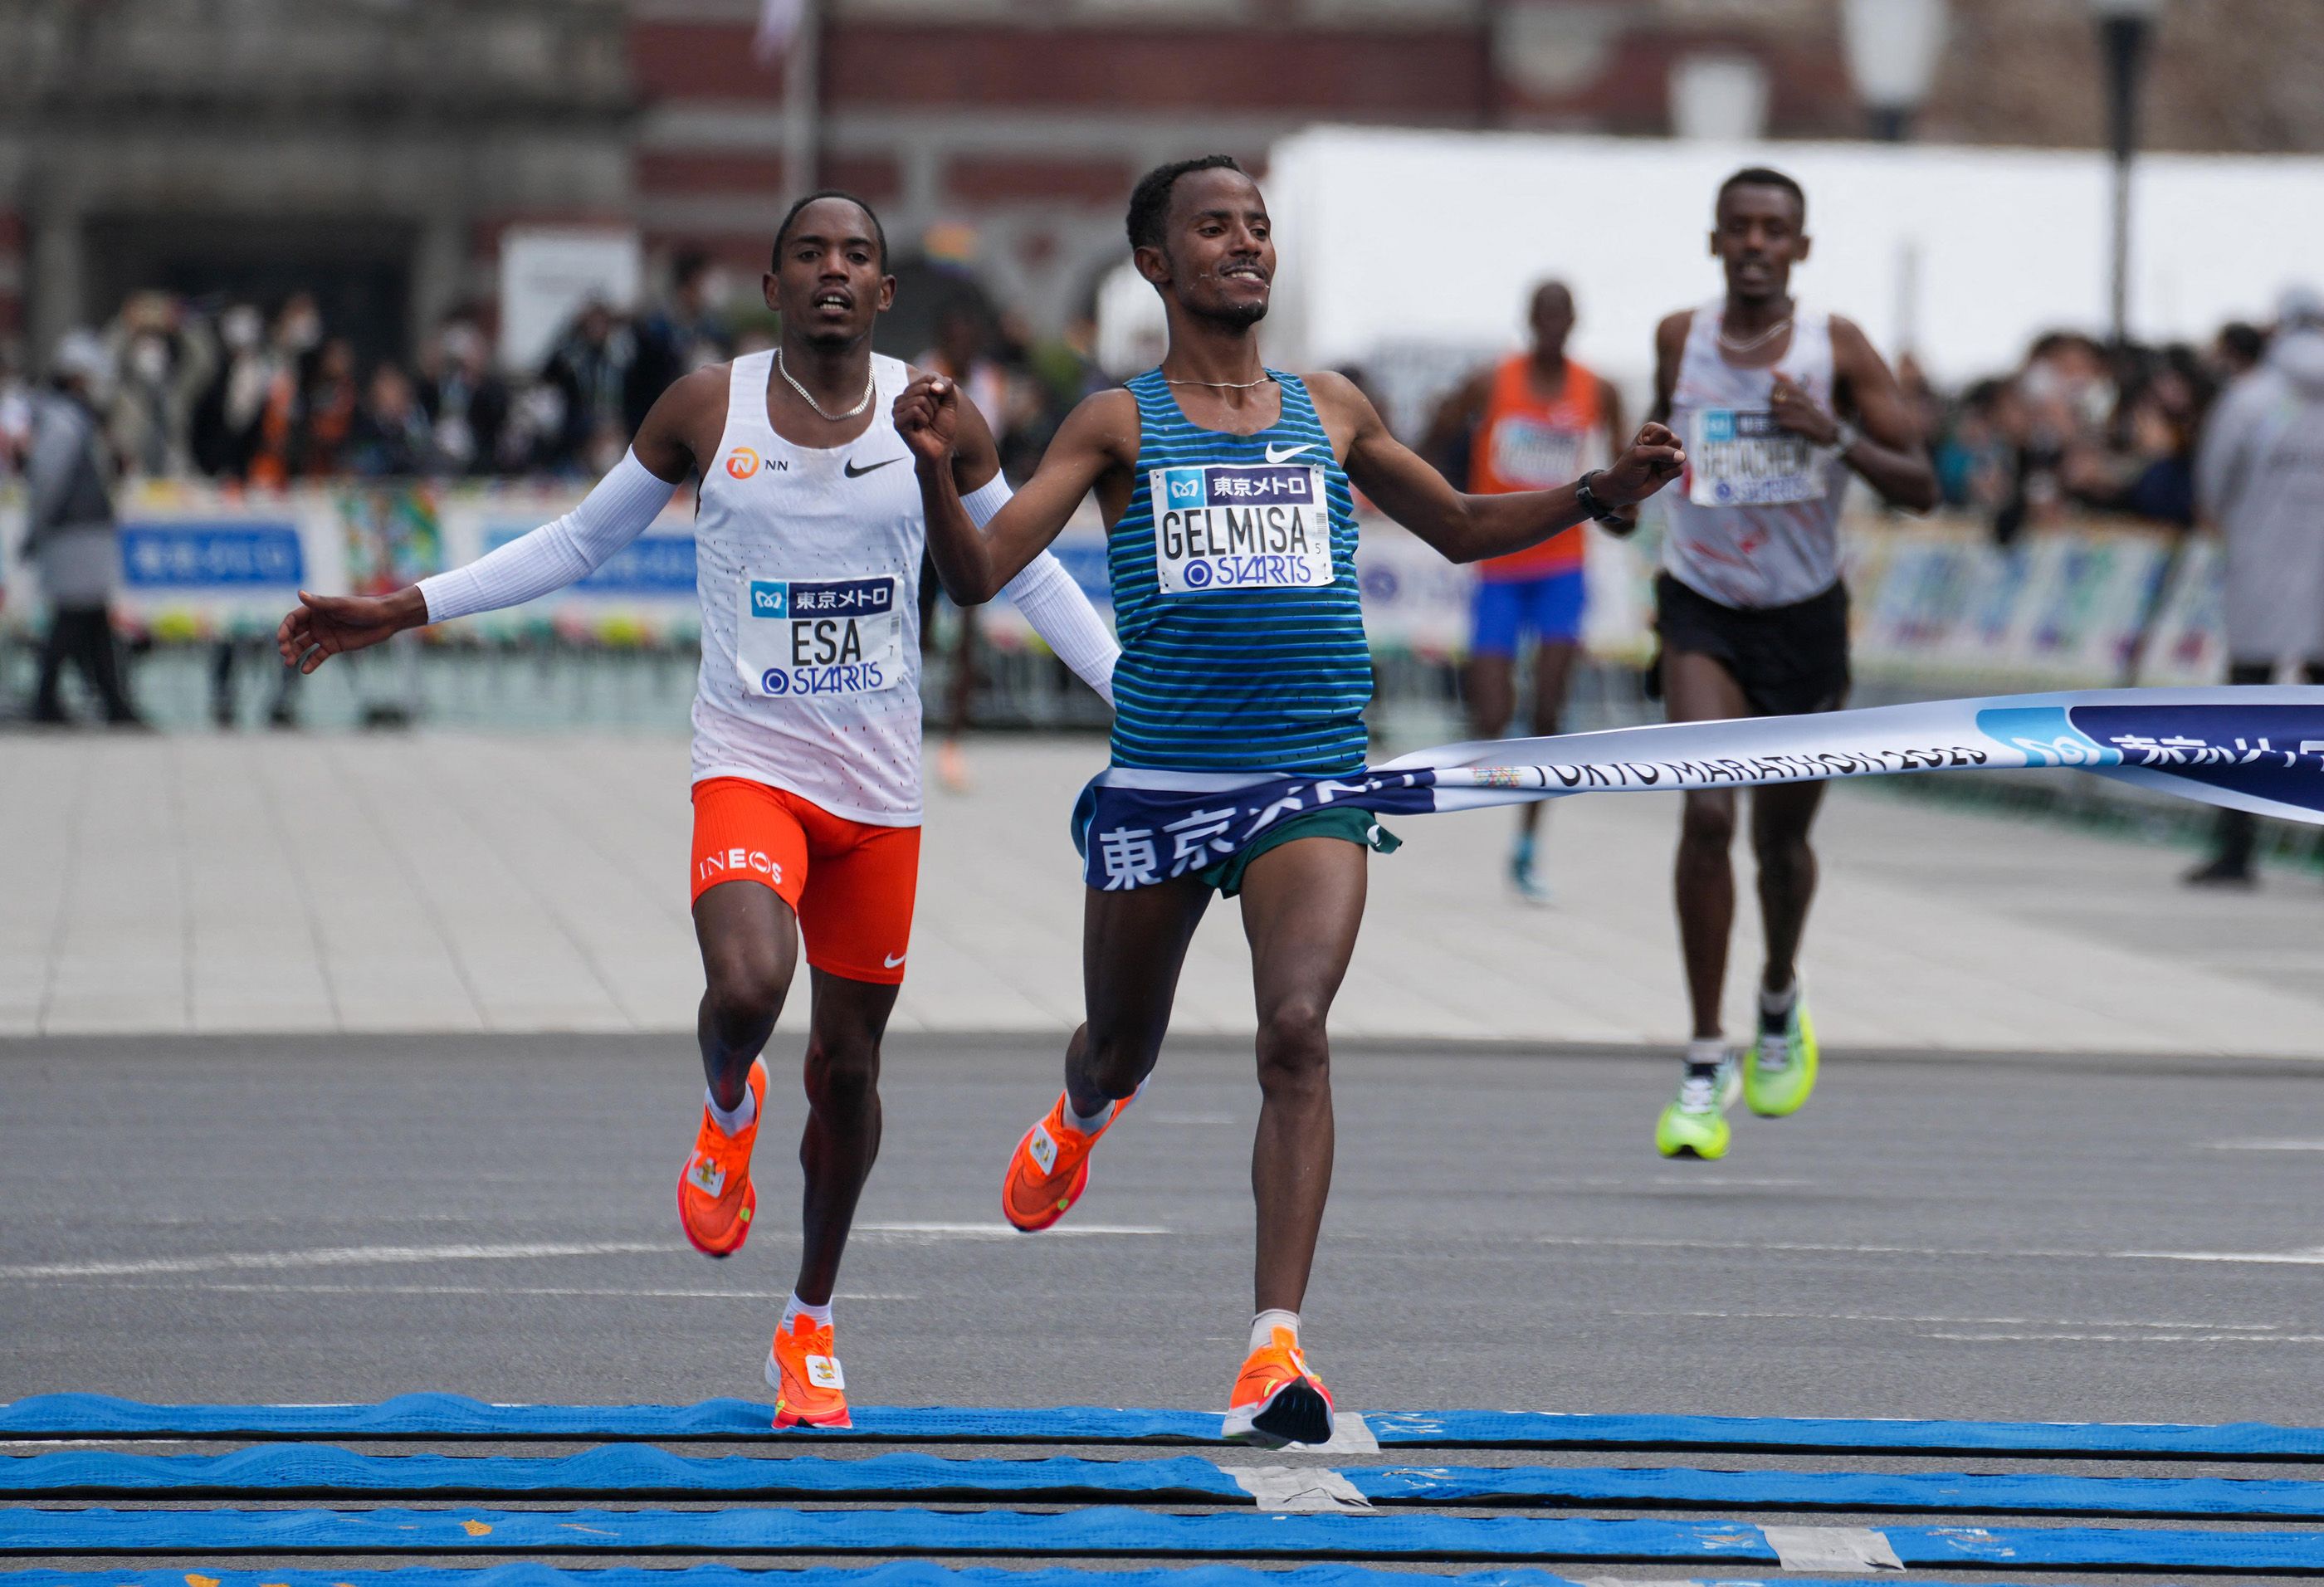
[725,447,789,479]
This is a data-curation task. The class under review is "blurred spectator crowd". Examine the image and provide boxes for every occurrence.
[0,251,1112,492]
[1911,314,2285,541]
[1,252,2314,540]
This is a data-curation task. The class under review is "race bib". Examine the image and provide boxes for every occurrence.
[736,574,903,699]
[1688,408,1824,506]
[1487,416,1585,489]
[1150,463,1334,596]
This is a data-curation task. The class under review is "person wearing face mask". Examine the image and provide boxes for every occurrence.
[416,319,510,478]
[2184,286,2324,887]
[23,331,143,725]
[192,304,274,479]
[247,295,325,490]
[104,292,217,480]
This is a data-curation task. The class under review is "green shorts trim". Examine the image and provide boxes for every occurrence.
[1196,806,1401,897]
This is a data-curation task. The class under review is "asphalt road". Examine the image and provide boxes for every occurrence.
[4,1032,2322,1430]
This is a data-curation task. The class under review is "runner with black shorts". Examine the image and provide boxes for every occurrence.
[1640,167,1936,1160]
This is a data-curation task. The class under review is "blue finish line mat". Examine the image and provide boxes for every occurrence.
[9,1505,2324,1571]
[6,1399,2322,1577]
[12,1443,2324,1521]
[10,1393,2324,1458]
[0,1570,2054,1587]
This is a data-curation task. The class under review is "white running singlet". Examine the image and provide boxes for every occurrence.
[692,349,928,824]
[1662,300,1848,610]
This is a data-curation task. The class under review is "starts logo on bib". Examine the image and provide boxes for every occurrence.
[725,447,761,480]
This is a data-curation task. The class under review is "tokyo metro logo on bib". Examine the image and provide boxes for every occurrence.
[1150,463,1333,596]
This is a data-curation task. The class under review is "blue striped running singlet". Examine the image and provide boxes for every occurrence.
[1108,370,1372,774]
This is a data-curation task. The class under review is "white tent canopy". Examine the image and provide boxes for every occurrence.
[1214,128,2324,397]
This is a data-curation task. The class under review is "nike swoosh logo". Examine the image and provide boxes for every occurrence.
[883,952,907,969]
[844,457,905,478]
[1263,442,1311,465]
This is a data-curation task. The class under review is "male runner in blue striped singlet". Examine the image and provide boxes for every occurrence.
[895,156,1682,1443]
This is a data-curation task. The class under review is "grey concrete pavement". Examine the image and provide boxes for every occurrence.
[4,731,2324,1056]
[3,1033,2322,1425]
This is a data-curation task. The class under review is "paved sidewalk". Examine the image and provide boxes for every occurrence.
[4,730,2322,1055]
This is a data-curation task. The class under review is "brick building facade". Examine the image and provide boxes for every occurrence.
[4,0,2319,359]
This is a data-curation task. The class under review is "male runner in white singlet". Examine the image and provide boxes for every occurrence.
[1639,168,1936,1160]
[276,193,1120,1427]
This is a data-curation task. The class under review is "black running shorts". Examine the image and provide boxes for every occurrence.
[1653,572,1850,718]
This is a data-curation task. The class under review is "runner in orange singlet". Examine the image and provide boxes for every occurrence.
[1426,281,1627,901]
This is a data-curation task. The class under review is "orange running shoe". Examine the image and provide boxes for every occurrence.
[1001,1087,1134,1233]
[677,1058,769,1258]
[1223,1325,1335,1447]
[766,1311,852,1429]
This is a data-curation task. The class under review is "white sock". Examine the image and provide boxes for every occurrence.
[781,1292,833,1333]
[1064,1096,1115,1135]
[1685,1038,1728,1073]
[1249,1308,1300,1355]
[708,1083,758,1137]
[1759,980,1798,1028]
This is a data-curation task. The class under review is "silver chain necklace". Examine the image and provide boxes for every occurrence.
[776,349,876,421]
[1163,374,1277,390]
[1718,315,1794,354]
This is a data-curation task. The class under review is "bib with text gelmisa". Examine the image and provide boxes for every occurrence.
[1150,463,1335,596]
[1687,408,1824,506]
[736,574,903,699]
[1488,416,1586,489]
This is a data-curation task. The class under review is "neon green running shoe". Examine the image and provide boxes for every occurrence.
[1745,989,1819,1117]
[1655,1056,1737,1160]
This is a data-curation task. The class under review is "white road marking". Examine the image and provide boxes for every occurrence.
[1925,1331,2324,1345]
[859,1221,1166,1238]
[4,1280,916,1301]
[0,1240,667,1281]
[2122,1246,2324,1265]
[1647,1175,1813,1187]
[2206,1138,2324,1151]
[1617,1306,2288,1331]
[1540,1233,2324,1267]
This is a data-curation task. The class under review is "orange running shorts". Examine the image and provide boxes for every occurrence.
[689,777,921,985]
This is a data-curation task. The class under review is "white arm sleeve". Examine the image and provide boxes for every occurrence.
[967,474,1119,706]
[417,449,676,624]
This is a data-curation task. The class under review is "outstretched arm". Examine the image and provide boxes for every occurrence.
[896,374,1129,604]
[1312,371,1683,564]
[275,368,709,671]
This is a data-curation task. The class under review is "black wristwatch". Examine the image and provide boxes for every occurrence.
[1575,470,1627,526]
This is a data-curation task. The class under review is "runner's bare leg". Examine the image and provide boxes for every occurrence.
[1067,877,1212,1114]
[1236,837,1366,1316]
[1750,778,1828,999]
[1519,636,1579,841]
[693,881,800,1110]
[794,969,900,1306]
[1662,649,1751,1040]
